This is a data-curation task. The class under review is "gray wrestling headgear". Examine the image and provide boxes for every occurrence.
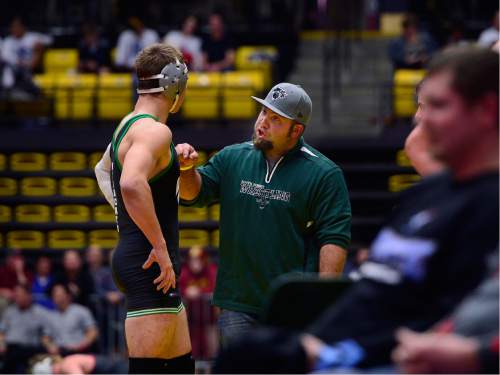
[136,59,189,112]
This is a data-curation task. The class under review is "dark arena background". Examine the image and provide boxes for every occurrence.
[0,0,498,373]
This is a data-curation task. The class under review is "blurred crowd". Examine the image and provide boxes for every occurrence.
[388,11,499,69]
[0,245,219,373]
[0,11,238,99]
[0,8,498,100]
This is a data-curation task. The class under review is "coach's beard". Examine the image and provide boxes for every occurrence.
[253,133,273,151]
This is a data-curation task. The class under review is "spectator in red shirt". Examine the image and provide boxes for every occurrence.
[179,246,217,358]
[0,249,33,305]
[180,246,216,298]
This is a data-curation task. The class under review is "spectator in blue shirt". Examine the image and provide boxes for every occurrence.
[32,256,55,310]
[388,14,437,69]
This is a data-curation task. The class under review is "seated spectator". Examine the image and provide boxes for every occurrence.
[54,249,95,307]
[1,17,51,95]
[32,256,55,310]
[201,12,235,72]
[78,23,110,73]
[388,13,437,69]
[164,15,203,71]
[114,16,158,71]
[214,46,499,373]
[85,245,122,351]
[0,284,53,373]
[179,246,217,358]
[85,245,122,305]
[0,249,33,311]
[393,249,499,374]
[179,246,217,299]
[48,284,98,356]
[30,353,128,374]
[478,11,499,48]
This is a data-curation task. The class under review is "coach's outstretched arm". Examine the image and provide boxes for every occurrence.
[120,126,176,294]
[176,143,202,201]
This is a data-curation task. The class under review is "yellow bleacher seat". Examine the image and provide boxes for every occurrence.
[21,177,56,196]
[88,152,104,169]
[15,205,51,223]
[380,13,405,36]
[0,178,17,196]
[235,46,277,88]
[10,152,47,171]
[393,69,426,117]
[178,206,208,222]
[211,229,219,248]
[179,229,210,248]
[0,154,6,170]
[224,70,265,92]
[0,205,12,222]
[182,73,221,119]
[59,177,96,197]
[97,73,133,119]
[7,231,44,249]
[222,71,264,119]
[396,149,412,167]
[94,204,115,223]
[48,230,86,249]
[388,174,421,193]
[33,74,57,97]
[54,205,91,223]
[55,74,97,119]
[49,152,87,171]
[44,49,79,74]
[209,204,220,221]
[89,229,118,248]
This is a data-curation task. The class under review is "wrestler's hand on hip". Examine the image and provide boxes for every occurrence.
[142,244,176,294]
[176,143,198,169]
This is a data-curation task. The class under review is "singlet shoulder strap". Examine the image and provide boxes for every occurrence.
[111,113,159,170]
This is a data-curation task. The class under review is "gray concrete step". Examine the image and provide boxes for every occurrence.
[288,37,393,138]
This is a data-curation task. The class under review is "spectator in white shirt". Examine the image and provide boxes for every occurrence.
[47,283,98,356]
[1,17,52,90]
[163,15,203,71]
[114,16,159,71]
[0,284,53,373]
[478,11,499,48]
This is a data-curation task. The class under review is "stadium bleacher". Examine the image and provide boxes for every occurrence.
[0,141,418,254]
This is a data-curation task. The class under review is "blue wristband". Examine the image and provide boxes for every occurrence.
[313,339,365,371]
[314,346,341,371]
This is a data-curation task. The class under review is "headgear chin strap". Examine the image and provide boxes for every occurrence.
[136,59,189,113]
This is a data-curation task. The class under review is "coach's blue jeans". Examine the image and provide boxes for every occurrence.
[218,309,259,348]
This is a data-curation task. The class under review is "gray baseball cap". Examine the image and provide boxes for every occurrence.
[251,82,312,126]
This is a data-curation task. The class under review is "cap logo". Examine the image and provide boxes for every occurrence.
[271,87,287,100]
